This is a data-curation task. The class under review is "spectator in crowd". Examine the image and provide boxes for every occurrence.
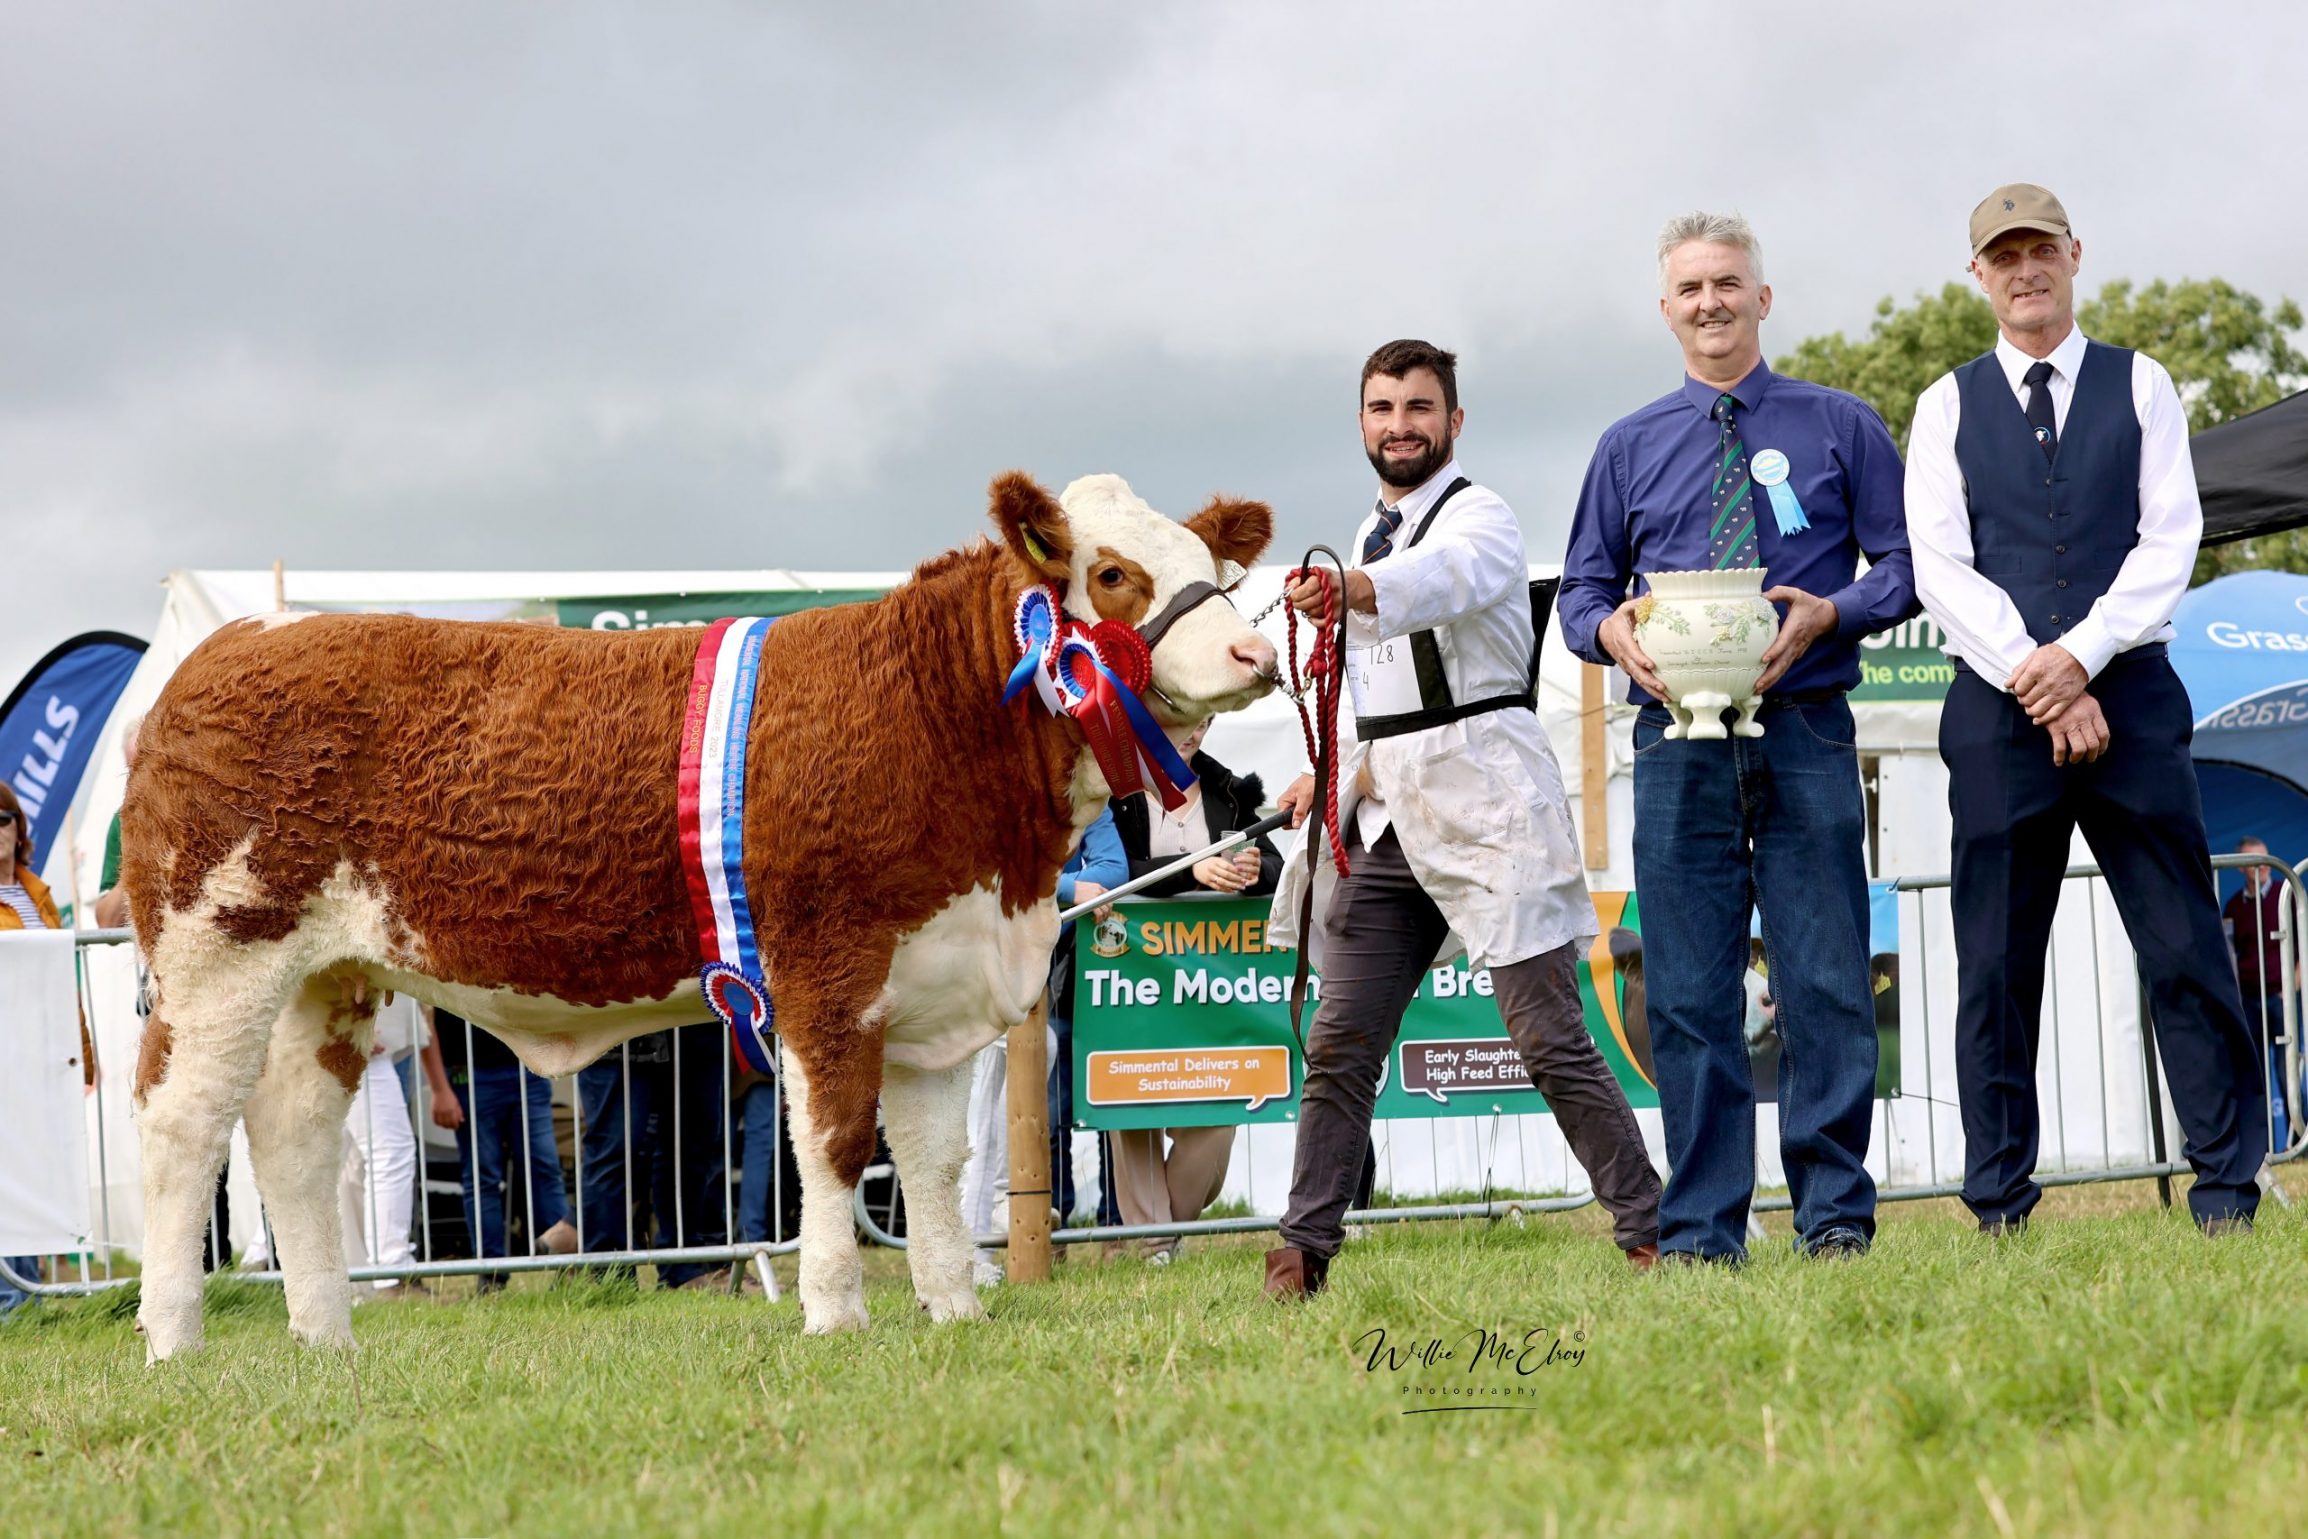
[342,992,426,1300]
[963,805,1124,1281]
[2224,837,2293,1149]
[0,781,69,1310]
[420,1008,577,1288]
[577,1024,729,1290]
[91,715,141,930]
[1104,716,1279,1261]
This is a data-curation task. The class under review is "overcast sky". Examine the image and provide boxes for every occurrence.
[4,1,2302,687]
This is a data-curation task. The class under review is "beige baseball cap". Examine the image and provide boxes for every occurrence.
[1970,184,2072,256]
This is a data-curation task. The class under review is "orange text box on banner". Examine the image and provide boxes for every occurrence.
[1085,1045,1295,1114]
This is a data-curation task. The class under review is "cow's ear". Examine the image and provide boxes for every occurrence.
[989,471,1073,584]
[1186,495,1274,573]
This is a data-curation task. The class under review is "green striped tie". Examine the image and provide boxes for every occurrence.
[1708,394,1759,570]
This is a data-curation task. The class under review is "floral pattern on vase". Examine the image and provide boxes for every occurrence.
[1632,569,1781,740]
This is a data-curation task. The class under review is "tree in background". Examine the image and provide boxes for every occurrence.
[1778,278,2307,582]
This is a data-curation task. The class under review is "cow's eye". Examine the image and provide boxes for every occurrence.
[1097,567,1125,587]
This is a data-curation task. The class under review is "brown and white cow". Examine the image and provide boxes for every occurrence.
[123,472,1274,1357]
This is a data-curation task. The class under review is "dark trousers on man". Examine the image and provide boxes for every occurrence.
[1942,654,2266,1228]
[578,1025,729,1287]
[1279,825,1661,1259]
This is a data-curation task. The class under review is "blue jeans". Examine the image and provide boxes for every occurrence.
[737,1080,802,1245]
[577,1026,727,1287]
[1633,697,1879,1257]
[452,1062,571,1261]
[2249,993,2291,1152]
[0,1256,38,1313]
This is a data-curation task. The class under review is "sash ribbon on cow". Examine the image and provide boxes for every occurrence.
[679,615,782,1075]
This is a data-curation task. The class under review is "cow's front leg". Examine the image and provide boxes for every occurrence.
[781,1041,877,1333]
[880,1055,985,1323]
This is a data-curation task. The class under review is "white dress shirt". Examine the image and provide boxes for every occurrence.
[1904,327,2201,690]
[1267,459,1593,971]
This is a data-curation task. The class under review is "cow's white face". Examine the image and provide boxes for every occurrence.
[990,471,1278,725]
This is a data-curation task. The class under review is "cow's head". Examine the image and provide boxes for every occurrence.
[990,471,1278,723]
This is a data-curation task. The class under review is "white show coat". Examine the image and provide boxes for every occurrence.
[1268,460,1596,971]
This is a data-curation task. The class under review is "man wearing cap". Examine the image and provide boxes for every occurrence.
[1906,185,2266,1235]
[1560,212,1916,1265]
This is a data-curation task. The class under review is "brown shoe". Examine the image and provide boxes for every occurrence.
[1625,1243,1659,1272]
[1262,1246,1329,1300]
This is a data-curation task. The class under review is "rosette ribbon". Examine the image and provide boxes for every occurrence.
[1007,589,1199,813]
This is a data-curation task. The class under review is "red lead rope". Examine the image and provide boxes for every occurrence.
[1284,565,1352,880]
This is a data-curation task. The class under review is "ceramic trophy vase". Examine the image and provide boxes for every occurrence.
[1632,569,1780,740]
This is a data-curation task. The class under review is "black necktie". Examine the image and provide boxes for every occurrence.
[2023,360,2058,460]
[1361,499,1404,565]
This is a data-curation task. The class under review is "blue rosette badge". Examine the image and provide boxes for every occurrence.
[1750,449,1809,536]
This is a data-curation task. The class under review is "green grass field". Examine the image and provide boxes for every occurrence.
[4,1182,2305,1538]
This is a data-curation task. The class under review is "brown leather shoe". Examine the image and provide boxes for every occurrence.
[1262,1246,1329,1300]
[1624,1242,1659,1272]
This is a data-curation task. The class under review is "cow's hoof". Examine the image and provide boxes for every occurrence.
[137,1308,205,1365]
[801,1303,870,1335]
[921,1288,986,1324]
[289,1320,356,1352]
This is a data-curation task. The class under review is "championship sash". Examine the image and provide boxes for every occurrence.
[679,616,779,1075]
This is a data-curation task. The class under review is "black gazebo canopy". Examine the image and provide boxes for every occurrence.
[2197,388,2308,546]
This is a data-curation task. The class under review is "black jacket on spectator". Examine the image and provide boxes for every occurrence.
[1109,754,1282,897]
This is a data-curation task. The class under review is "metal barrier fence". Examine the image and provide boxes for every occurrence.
[3,928,803,1300]
[868,850,2305,1254]
[3,850,2299,1298]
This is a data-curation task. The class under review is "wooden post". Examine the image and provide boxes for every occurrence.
[1004,995,1053,1282]
[1580,662,1609,870]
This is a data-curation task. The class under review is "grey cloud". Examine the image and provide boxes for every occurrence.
[4,1,2303,686]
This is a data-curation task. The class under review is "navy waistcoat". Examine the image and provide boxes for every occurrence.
[1953,341,2141,646]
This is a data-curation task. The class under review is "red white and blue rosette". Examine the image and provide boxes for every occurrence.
[679,615,781,1075]
[1008,592,1197,812]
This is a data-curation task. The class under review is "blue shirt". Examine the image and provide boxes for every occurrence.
[1057,807,1125,913]
[1560,362,1919,703]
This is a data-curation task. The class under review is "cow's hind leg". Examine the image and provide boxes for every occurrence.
[782,1039,881,1334]
[134,979,296,1362]
[240,974,371,1351]
[880,1056,984,1323]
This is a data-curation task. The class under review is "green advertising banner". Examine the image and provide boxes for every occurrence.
[1071,893,1661,1130]
[555,590,887,631]
[1852,615,1955,701]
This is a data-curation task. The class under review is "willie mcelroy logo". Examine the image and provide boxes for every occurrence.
[1354,1323,1590,1415]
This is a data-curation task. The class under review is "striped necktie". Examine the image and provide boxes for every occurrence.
[1361,498,1404,565]
[1708,394,1759,570]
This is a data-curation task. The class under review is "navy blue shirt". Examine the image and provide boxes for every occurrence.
[1560,362,1919,703]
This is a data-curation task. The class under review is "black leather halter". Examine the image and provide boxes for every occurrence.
[1135,579,1234,652]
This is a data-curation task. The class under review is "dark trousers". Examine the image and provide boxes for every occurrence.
[1942,655,2265,1227]
[452,1063,571,1262]
[577,1026,729,1286]
[1280,826,1661,1259]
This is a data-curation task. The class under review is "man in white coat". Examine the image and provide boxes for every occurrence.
[1262,339,1661,1299]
